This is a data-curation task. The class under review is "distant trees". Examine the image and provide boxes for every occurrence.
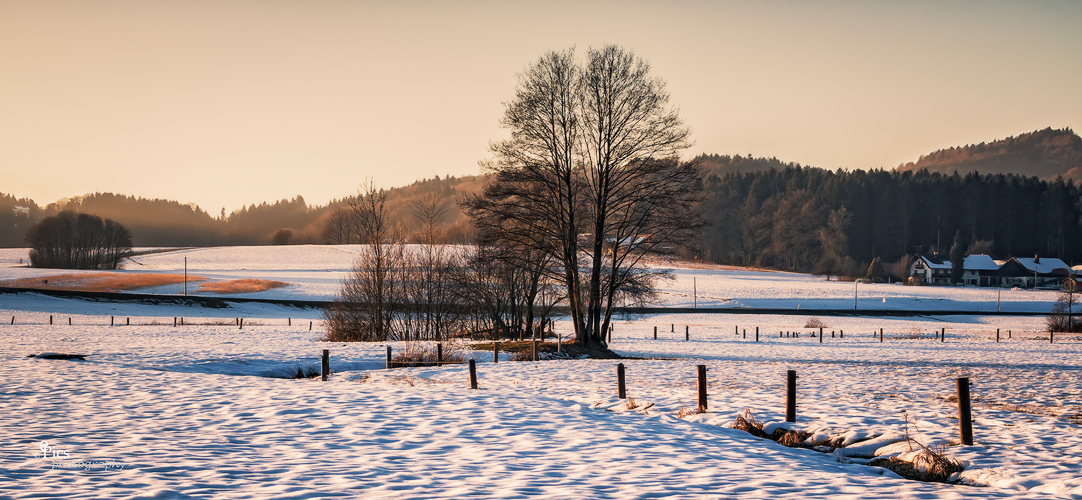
[697,166,1082,274]
[467,45,702,346]
[24,211,132,269]
[272,229,293,245]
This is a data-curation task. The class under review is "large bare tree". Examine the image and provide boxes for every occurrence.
[470,45,702,346]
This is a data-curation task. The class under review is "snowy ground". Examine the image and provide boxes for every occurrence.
[0,246,1060,312]
[1,246,1078,498]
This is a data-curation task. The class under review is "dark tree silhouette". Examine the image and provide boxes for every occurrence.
[25,211,132,269]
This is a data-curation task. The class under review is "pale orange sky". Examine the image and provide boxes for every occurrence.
[2,0,1080,213]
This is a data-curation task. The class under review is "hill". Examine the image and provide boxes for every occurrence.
[1,175,485,248]
[896,127,1082,181]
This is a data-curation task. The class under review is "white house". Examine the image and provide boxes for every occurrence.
[908,254,1002,286]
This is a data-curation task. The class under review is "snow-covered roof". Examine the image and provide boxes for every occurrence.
[916,255,951,269]
[963,254,999,271]
[1014,257,1069,274]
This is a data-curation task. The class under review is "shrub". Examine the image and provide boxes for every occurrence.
[804,317,828,329]
[25,211,132,270]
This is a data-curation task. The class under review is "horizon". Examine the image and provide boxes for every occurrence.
[3,0,1080,212]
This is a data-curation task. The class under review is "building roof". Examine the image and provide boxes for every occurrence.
[1013,257,1069,274]
[916,255,951,270]
[963,254,999,271]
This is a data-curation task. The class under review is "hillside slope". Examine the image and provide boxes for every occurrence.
[896,127,1082,181]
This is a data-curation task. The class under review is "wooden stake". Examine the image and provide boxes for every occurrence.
[321,349,329,381]
[386,346,392,369]
[685,325,689,341]
[493,341,499,363]
[288,318,291,326]
[697,365,708,413]
[957,377,973,445]
[617,363,626,399]
[309,321,313,331]
[755,327,759,342]
[941,327,945,343]
[786,370,797,423]
[468,359,478,390]
[880,328,883,342]
[110,316,114,326]
[654,326,657,340]
[996,329,1000,343]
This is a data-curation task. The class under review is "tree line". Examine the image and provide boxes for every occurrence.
[696,165,1082,275]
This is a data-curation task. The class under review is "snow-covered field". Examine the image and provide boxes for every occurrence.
[2,246,1078,499]
[0,246,1061,312]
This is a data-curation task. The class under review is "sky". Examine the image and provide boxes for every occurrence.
[2,0,1080,214]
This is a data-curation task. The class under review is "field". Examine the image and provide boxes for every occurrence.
[1,247,1079,499]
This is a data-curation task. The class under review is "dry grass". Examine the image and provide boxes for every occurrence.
[197,279,289,294]
[804,317,828,329]
[731,409,770,438]
[0,272,206,293]
[389,341,469,368]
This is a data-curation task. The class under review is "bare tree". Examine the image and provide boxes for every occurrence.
[324,182,404,341]
[25,211,132,270]
[471,45,700,346]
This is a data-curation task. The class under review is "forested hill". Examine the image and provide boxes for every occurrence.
[692,154,808,177]
[696,166,1082,275]
[0,175,484,247]
[896,127,1082,181]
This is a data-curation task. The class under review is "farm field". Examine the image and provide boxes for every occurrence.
[1,246,1078,499]
[0,246,1061,313]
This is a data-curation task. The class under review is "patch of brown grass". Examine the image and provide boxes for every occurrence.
[0,272,205,292]
[804,317,828,329]
[197,279,288,294]
[389,341,468,368]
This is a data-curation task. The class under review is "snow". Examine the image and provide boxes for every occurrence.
[1013,257,1071,275]
[1,246,1079,498]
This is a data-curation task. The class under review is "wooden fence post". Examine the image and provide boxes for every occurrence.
[685,325,689,341]
[50,315,53,325]
[68,317,71,325]
[617,363,626,399]
[437,343,444,366]
[1051,331,1055,344]
[996,329,1000,343]
[654,326,657,340]
[173,317,177,327]
[840,330,844,339]
[493,341,499,363]
[697,365,708,413]
[819,328,823,343]
[288,318,291,326]
[755,326,759,342]
[786,370,797,423]
[321,349,329,381]
[957,377,973,445]
[386,346,392,369]
[880,328,883,342]
[309,321,313,331]
[940,327,945,342]
[743,329,746,339]
[111,316,114,326]
[469,359,478,389]
[10,316,13,325]
[126,317,129,326]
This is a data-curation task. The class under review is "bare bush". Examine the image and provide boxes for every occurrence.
[25,211,132,270]
[804,317,828,329]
